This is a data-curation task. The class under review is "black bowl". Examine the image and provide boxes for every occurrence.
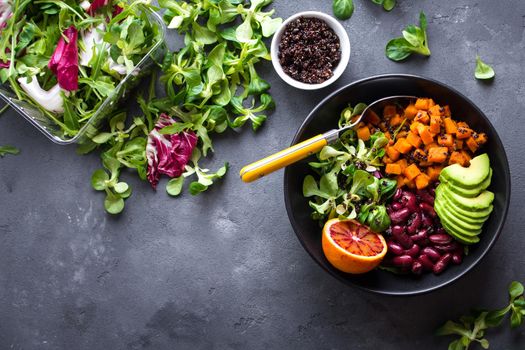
[284,74,511,295]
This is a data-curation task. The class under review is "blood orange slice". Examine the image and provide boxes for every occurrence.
[322,218,387,274]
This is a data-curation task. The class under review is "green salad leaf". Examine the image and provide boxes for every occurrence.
[475,56,495,80]
[302,103,393,230]
[386,12,431,61]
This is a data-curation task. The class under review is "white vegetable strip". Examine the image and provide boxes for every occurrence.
[18,77,65,113]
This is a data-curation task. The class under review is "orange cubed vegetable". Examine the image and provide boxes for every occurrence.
[357,126,371,141]
[414,111,430,124]
[364,110,381,125]
[396,159,408,172]
[414,98,430,110]
[410,122,422,134]
[443,105,452,118]
[390,114,404,127]
[393,138,413,154]
[457,121,470,129]
[449,151,468,166]
[456,127,473,139]
[437,134,454,147]
[466,137,479,153]
[384,105,397,118]
[430,115,442,134]
[427,166,443,181]
[415,173,431,190]
[406,132,422,148]
[403,163,421,181]
[428,147,449,163]
[386,163,402,175]
[386,145,401,161]
[396,176,405,188]
[419,127,434,145]
[384,131,392,140]
[454,140,464,150]
[474,132,488,145]
[412,149,427,163]
[428,105,443,116]
[443,118,457,134]
[404,178,416,189]
[405,104,418,119]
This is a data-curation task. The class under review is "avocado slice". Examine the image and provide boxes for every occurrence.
[437,185,494,211]
[440,153,491,188]
[441,169,492,198]
[438,214,481,245]
[435,200,484,233]
[435,197,488,226]
[435,188,493,220]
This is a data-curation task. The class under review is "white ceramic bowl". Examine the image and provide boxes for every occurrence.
[270,11,351,90]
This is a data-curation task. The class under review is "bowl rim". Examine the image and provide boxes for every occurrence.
[283,73,511,296]
[270,11,351,90]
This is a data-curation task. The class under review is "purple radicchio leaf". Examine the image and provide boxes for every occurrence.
[146,113,198,189]
[48,26,79,91]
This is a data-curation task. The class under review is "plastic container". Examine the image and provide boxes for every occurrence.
[0,9,166,145]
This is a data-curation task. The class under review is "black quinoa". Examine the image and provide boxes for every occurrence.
[278,17,341,84]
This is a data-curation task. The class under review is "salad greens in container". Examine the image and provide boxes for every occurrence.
[0,0,166,144]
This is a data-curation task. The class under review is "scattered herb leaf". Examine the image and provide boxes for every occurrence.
[437,281,525,349]
[333,0,354,20]
[475,56,495,80]
[386,12,431,61]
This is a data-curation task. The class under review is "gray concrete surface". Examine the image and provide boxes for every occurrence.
[1,1,525,349]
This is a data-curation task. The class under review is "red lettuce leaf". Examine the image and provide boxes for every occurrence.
[87,0,109,16]
[48,26,79,91]
[146,113,198,189]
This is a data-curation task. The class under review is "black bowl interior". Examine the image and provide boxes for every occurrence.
[284,74,510,295]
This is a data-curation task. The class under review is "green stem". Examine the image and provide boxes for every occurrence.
[0,104,10,116]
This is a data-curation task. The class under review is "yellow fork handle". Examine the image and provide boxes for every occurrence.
[239,134,328,183]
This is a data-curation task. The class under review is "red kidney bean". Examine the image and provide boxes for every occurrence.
[392,228,413,249]
[390,208,411,224]
[434,241,460,253]
[433,253,452,275]
[387,241,404,256]
[393,188,403,201]
[391,225,404,235]
[411,261,423,275]
[419,202,437,218]
[412,228,429,240]
[421,212,433,227]
[422,247,441,262]
[392,255,414,268]
[452,252,463,265]
[400,191,417,212]
[387,206,393,215]
[428,234,453,245]
[407,212,422,235]
[417,254,434,271]
[417,189,435,205]
[404,244,420,257]
[391,202,403,211]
